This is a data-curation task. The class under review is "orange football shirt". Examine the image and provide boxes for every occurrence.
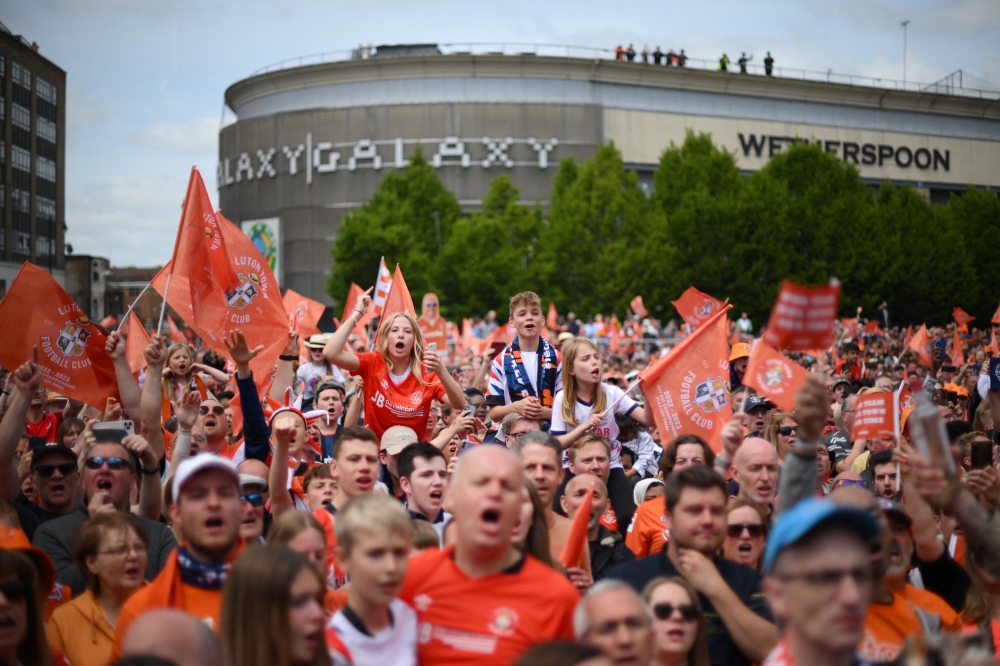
[625,498,670,558]
[857,593,924,664]
[355,351,447,441]
[400,547,578,665]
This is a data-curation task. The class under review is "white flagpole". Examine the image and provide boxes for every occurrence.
[601,378,643,417]
[156,274,172,335]
[116,282,152,332]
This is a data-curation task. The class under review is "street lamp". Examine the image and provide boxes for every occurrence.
[901,20,910,85]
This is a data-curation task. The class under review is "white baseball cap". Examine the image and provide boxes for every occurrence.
[172,454,239,499]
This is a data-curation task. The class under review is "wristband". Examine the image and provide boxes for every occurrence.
[279,354,297,361]
[139,467,160,476]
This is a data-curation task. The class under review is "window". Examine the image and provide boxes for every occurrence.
[37,235,55,257]
[37,156,55,182]
[36,78,56,105]
[37,116,56,143]
[11,61,30,90]
[14,231,30,256]
[11,103,30,131]
[12,189,29,213]
[37,195,55,221]
[11,146,30,173]
[0,140,5,163]
[0,99,5,122]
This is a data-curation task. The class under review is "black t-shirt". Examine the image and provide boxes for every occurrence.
[914,544,969,613]
[606,552,773,666]
[11,491,68,540]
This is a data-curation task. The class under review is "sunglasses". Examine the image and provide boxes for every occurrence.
[241,493,264,507]
[837,479,868,489]
[0,580,28,603]
[651,602,700,622]
[424,302,438,307]
[199,405,226,416]
[84,456,131,472]
[727,523,766,538]
[778,426,799,436]
[34,462,78,478]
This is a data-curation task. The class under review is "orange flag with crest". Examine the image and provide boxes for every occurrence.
[284,288,325,340]
[340,283,372,340]
[639,305,733,451]
[381,265,416,320]
[124,310,151,376]
[742,341,808,413]
[671,287,724,330]
[0,263,119,406]
[953,307,975,333]
[908,324,933,367]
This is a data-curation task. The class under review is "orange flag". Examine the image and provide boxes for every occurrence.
[950,329,965,366]
[903,325,913,347]
[284,288,325,340]
[381,264,416,319]
[0,263,119,406]
[671,287,724,330]
[840,318,858,339]
[864,320,883,336]
[166,167,240,333]
[853,392,896,441]
[639,305,733,452]
[953,307,975,333]
[462,318,474,352]
[99,315,116,328]
[165,314,186,344]
[991,304,1000,325]
[763,280,840,351]
[153,211,289,389]
[631,295,648,319]
[559,485,594,569]
[547,302,559,331]
[992,327,999,355]
[610,316,620,354]
[340,283,372,340]
[125,310,150,376]
[742,341,808,413]
[908,324,933,367]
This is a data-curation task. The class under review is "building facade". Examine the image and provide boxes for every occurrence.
[219,45,1000,306]
[0,23,65,295]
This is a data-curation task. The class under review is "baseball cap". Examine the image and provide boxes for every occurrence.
[172,454,239,499]
[239,474,268,492]
[29,440,77,469]
[381,425,418,455]
[878,498,912,528]
[0,525,56,594]
[305,334,329,349]
[729,343,751,362]
[744,396,771,413]
[763,497,879,574]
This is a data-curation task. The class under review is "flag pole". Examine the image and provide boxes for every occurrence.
[156,274,172,335]
[117,282,152,332]
[601,377,643,417]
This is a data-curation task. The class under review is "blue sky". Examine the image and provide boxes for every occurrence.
[2,0,998,267]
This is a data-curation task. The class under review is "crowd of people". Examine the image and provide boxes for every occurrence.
[611,44,776,76]
[0,286,999,666]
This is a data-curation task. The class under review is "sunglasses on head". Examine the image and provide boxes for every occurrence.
[778,426,799,436]
[241,493,264,507]
[199,405,226,416]
[0,580,28,603]
[837,479,867,489]
[84,456,131,472]
[34,462,78,478]
[651,602,700,622]
[727,523,766,538]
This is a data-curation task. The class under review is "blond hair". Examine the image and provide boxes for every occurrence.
[334,492,412,555]
[560,337,607,427]
[508,291,541,321]
[162,343,193,397]
[568,434,611,464]
[376,312,426,385]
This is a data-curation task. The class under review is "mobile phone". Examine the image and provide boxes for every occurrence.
[971,440,994,470]
[27,436,48,452]
[462,404,475,416]
[489,341,506,359]
[991,358,1000,391]
[92,420,134,444]
[457,440,478,457]
[427,343,437,352]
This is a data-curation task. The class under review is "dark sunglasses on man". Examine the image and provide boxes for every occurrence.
[241,493,264,508]
[651,602,700,622]
[84,456,132,472]
[199,405,226,416]
[727,523,766,538]
[34,462,78,478]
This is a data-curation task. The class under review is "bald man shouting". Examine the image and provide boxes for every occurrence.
[732,437,779,513]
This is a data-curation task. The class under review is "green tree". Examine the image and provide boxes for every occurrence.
[945,188,1000,322]
[327,151,461,306]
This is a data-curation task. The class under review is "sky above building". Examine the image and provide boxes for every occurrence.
[2,0,998,268]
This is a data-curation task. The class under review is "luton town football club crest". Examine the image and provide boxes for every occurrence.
[697,300,716,317]
[694,376,729,413]
[56,318,92,357]
[763,363,787,388]
[226,273,261,311]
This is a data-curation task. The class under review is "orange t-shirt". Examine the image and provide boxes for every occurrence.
[625,498,670,558]
[418,316,448,353]
[111,582,221,660]
[355,351,447,441]
[400,547,578,665]
[898,583,963,632]
[858,593,924,664]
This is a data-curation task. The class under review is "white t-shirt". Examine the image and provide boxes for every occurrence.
[297,361,345,399]
[549,383,638,469]
[520,352,539,393]
[327,598,418,666]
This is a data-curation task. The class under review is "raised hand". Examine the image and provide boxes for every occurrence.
[171,388,202,431]
[144,335,167,367]
[795,375,831,443]
[123,434,158,469]
[424,347,443,375]
[282,330,298,356]
[105,331,125,360]
[13,347,42,395]
[224,330,264,367]
[103,397,123,423]
[353,287,374,318]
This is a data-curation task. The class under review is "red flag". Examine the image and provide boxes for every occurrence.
[153,212,289,389]
[631,295,648,319]
[125,310,150,376]
[950,329,965,366]
[742,342,809,413]
[559,485,593,569]
[99,315,117,328]
[671,287,724,330]
[953,307,975,333]
[547,302,559,331]
[991,304,1000,325]
[852,392,896,441]
[903,325,913,348]
[382,265,416,319]
[165,315,186,344]
[284,288,325,340]
[907,324,933,367]
[340,283,372,340]
[639,306,733,452]
[763,281,840,351]
[167,168,240,332]
[0,263,119,406]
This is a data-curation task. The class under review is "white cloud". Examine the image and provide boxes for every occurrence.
[128,116,220,154]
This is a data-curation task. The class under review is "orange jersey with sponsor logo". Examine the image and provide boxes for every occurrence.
[355,352,448,441]
[858,593,924,664]
[625,498,670,558]
[400,547,578,665]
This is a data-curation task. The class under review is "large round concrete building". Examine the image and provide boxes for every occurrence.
[219,43,1000,306]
